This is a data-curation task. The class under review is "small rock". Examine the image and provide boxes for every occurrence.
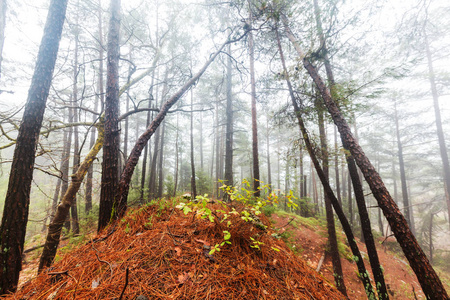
[136,295,148,300]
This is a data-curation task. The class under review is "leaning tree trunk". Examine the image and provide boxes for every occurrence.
[115,34,247,218]
[275,27,374,299]
[317,101,347,296]
[347,154,388,299]
[0,0,68,294]
[39,122,104,272]
[98,0,121,232]
[282,15,449,299]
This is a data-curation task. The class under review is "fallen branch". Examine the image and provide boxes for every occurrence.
[118,267,129,300]
[316,252,326,272]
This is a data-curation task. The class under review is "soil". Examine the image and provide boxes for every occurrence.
[270,213,432,299]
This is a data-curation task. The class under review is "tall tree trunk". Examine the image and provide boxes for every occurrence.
[98,0,121,232]
[86,0,104,213]
[276,28,374,299]
[51,116,68,222]
[282,15,449,298]
[247,3,260,197]
[70,30,80,235]
[62,105,73,231]
[317,104,347,295]
[174,114,179,197]
[224,43,234,199]
[39,123,104,272]
[115,36,243,216]
[334,127,342,205]
[266,117,272,189]
[0,0,68,293]
[190,90,197,199]
[215,99,221,198]
[424,29,450,230]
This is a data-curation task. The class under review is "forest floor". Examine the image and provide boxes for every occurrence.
[11,202,450,299]
[270,211,450,299]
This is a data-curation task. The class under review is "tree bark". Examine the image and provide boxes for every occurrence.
[282,15,449,299]
[157,120,166,198]
[39,122,104,272]
[0,0,68,293]
[98,0,121,232]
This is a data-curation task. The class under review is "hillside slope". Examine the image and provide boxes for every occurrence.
[5,201,345,299]
[270,211,450,299]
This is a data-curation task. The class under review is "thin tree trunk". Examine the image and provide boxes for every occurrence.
[0,0,68,293]
[98,0,121,232]
[173,114,179,197]
[394,101,413,233]
[347,154,388,299]
[157,120,166,198]
[63,105,73,231]
[317,104,346,295]
[247,3,260,197]
[224,43,234,199]
[85,0,104,213]
[334,127,342,205]
[39,123,104,272]
[190,90,197,199]
[276,27,373,299]
[266,118,272,189]
[283,15,449,298]
[215,99,220,198]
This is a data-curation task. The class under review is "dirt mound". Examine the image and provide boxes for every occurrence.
[4,201,345,299]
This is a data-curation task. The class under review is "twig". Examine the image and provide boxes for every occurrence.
[280,217,295,228]
[412,284,418,300]
[316,252,326,272]
[91,240,113,278]
[167,226,183,245]
[118,268,129,300]
[381,233,395,245]
[88,224,116,244]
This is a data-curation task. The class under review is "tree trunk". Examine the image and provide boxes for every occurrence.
[86,0,104,213]
[39,123,104,272]
[247,4,260,197]
[276,27,373,299]
[347,154,388,299]
[115,36,243,217]
[174,114,179,197]
[0,0,68,293]
[157,120,166,198]
[70,27,80,234]
[282,15,449,299]
[317,104,347,296]
[190,90,197,199]
[98,0,121,232]
[266,118,272,189]
[224,43,234,199]
[394,101,413,233]
[215,99,221,198]
[424,29,450,231]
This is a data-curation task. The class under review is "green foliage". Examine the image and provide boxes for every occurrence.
[196,170,212,196]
